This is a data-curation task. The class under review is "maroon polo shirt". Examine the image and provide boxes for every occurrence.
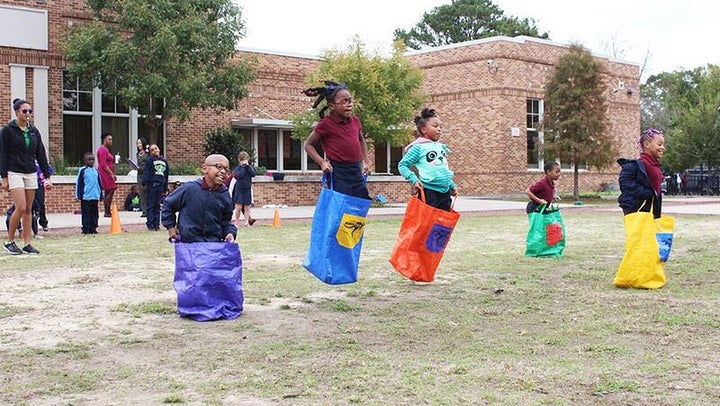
[313,112,363,163]
[529,175,555,202]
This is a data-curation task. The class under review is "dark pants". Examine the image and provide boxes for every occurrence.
[138,182,148,215]
[330,161,370,200]
[35,187,48,229]
[421,188,453,211]
[145,183,164,230]
[81,200,99,234]
[103,188,116,217]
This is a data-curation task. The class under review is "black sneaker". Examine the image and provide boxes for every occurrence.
[4,241,23,255]
[22,244,40,254]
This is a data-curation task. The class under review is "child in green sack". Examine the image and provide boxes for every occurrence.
[525,161,561,213]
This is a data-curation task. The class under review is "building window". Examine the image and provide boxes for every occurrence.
[257,129,278,170]
[376,141,403,174]
[282,130,302,170]
[527,99,543,170]
[62,72,93,164]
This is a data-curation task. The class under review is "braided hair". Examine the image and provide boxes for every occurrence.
[414,107,438,136]
[301,81,348,118]
[637,128,664,152]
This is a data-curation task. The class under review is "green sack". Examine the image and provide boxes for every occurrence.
[525,204,566,258]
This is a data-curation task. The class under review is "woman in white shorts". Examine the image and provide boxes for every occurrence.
[0,98,53,255]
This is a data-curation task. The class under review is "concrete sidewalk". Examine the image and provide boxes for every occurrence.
[2,195,719,232]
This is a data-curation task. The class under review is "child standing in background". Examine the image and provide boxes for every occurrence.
[303,81,371,200]
[398,107,457,211]
[75,152,102,234]
[526,161,561,213]
[142,144,169,231]
[230,151,256,227]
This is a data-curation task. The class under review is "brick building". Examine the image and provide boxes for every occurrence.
[0,1,639,212]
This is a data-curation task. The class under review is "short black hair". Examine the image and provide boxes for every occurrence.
[544,161,560,173]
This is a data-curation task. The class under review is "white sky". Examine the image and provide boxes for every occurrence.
[235,0,720,82]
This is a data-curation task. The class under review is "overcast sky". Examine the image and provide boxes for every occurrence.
[235,0,719,82]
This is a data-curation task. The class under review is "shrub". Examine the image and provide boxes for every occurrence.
[203,127,255,169]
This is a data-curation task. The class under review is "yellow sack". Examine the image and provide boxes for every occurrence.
[613,210,666,289]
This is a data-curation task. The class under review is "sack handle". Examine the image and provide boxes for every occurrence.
[637,198,654,213]
[536,202,560,213]
[417,186,458,210]
[321,172,333,190]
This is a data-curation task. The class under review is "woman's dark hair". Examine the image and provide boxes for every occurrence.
[138,137,148,151]
[414,107,438,134]
[12,98,28,111]
[543,160,560,173]
[101,132,112,143]
[302,81,348,118]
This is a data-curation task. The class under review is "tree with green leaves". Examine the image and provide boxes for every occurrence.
[62,0,256,144]
[394,0,549,50]
[542,44,613,201]
[641,65,720,173]
[291,38,425,147]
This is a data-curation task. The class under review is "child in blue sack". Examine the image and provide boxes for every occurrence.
[398,107,457,211]
[303,81,371,200]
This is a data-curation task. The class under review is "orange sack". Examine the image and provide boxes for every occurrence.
[389,190,460,282]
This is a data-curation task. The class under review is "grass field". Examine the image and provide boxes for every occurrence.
[0,209,719,405]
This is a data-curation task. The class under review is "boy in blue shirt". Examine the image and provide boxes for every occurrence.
[75,152,103,234]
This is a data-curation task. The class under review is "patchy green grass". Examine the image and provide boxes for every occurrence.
[0,210,719,405]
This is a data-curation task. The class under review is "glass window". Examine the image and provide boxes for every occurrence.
[62,114,92,165]
[62,71,92,112]
[375,142,388,173]
[282,130,302,170]
[527,99,543,169]
[102,117,130,164]
[257,129,278,170]
[306,143,324,171]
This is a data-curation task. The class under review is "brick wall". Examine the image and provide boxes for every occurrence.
[0,3,640,212]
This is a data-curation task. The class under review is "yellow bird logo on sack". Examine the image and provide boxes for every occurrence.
[336,214,366,248]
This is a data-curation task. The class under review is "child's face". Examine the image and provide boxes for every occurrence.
[643,135,665,160]
[546,166,561,181]
[84,156,95,166]
[203,156,230,187]
[329,89,353,119]
[149,145,161,157]
[421,116,443,141]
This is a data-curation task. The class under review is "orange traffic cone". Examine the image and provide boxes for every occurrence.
[272,209,281,228]
[110,203,122,234]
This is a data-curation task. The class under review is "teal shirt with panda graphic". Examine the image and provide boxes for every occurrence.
[398,140,455,193]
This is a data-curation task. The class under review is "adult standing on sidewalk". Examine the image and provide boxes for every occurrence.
[135,137,149,217]
[0,98,53,255]
[96,132,117,217]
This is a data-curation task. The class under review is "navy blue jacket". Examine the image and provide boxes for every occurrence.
[142,156,169,189]
[161,178,237,242]
[617,158,662,218]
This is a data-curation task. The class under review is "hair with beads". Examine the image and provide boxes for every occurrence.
[414,107,438,135]
[301,81,348,118]
[637,128,664,152]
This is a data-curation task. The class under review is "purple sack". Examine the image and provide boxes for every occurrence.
[173,242,243,321]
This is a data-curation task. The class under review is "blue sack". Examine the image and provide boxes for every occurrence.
[174,242,243,321]
[302,175,371,285]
